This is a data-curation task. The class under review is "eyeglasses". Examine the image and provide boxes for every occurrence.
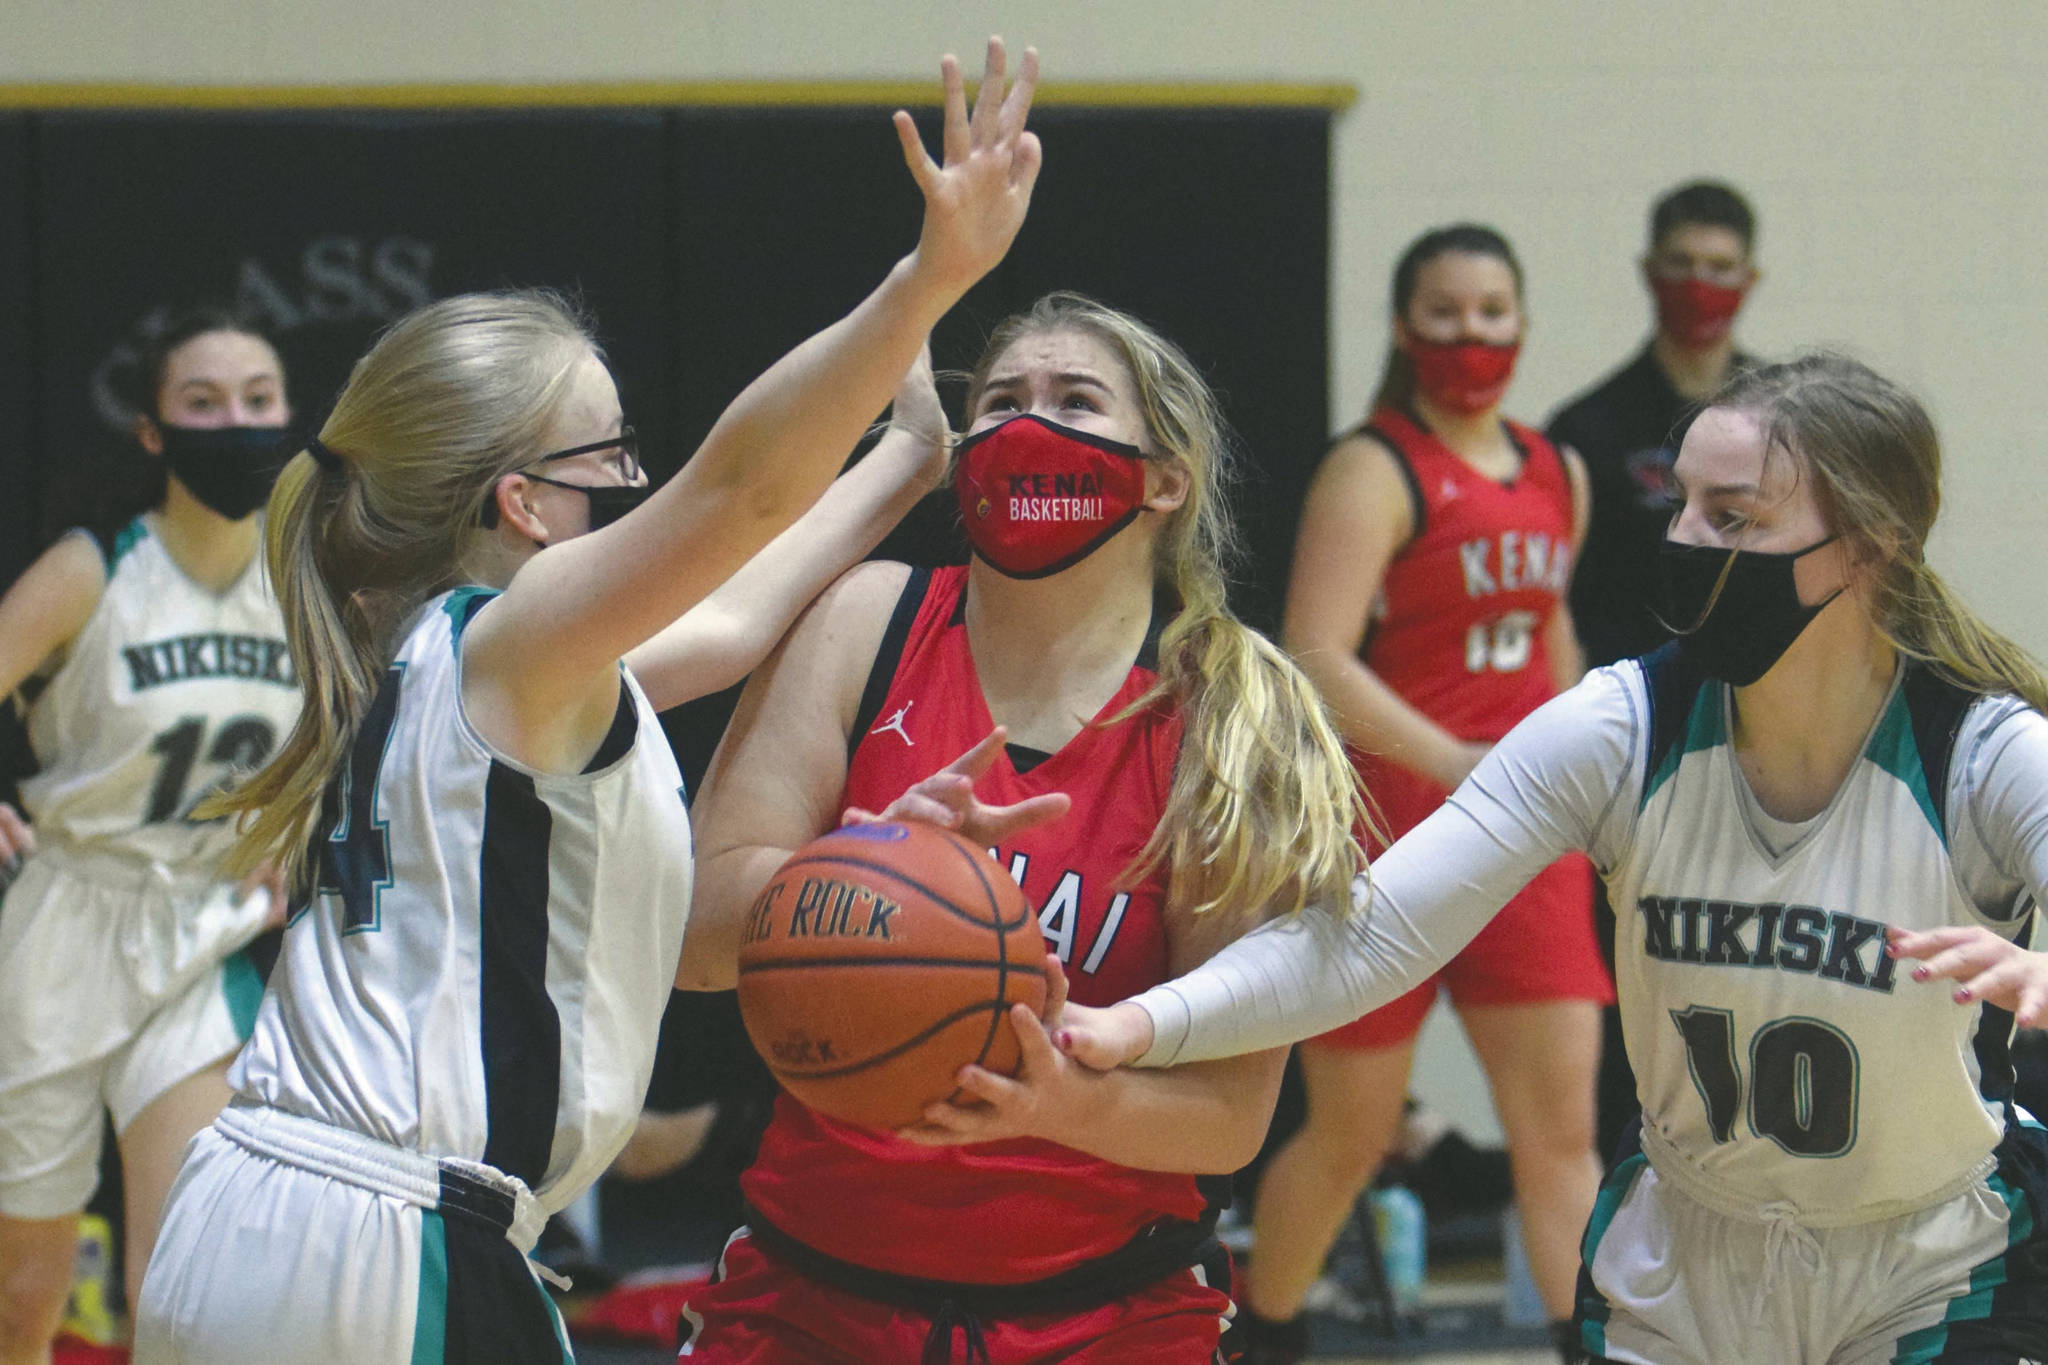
[530,426,641,484]
[477,426,642,528]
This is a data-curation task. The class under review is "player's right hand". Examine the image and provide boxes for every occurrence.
[894,38,1042,295]
[0,801,35,893]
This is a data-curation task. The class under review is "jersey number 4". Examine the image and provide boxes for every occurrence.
[1671,1005,1859,1158]
[317,665,403,934]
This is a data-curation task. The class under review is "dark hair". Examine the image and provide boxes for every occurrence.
[1649,181,1756,254]
[131,304,282,422]
[1368,224,1522,414]
[55,304,287,538]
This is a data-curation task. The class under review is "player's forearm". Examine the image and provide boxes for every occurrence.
[1046,1052,1283,1172]
[627,427,937,709]
[675,843,794,991]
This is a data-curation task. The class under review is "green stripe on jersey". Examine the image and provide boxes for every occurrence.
[1863,687,1944,840]
[107,517,148,574]
[1643,686,1727,809]
[411,1210,448,1365]
[221,948,263,1039]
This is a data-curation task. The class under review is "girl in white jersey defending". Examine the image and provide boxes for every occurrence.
[950,353,2048,1364]
[130,40,1041,1365]
[0,308,298,1364]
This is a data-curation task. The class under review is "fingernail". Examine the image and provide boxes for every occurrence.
[1912,966,1931,982]
[1954,988,1973,1003]
[1054,1030,1071,1049]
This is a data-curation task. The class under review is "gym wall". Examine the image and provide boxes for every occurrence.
[9,1,2040,651]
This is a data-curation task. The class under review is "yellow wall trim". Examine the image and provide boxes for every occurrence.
[0,80,1357,112]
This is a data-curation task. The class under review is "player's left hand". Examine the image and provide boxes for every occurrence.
[896,988,1105,1147]
[1888,924,2048,1027]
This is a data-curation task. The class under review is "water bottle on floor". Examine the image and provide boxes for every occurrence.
[1369,1184,1427,1313]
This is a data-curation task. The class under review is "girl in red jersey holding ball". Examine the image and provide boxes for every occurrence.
[676,292,1370,1364]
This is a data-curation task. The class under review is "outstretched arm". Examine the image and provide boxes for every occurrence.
[1062,672,1637,1068]
[900,956,1285,1172]
[626,350,948,710]
[469,41,1042,738]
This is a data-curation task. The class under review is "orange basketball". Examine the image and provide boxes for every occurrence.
[735,820,1046,1131]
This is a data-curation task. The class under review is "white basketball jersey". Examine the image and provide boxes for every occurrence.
[18,516,300,870]
[1613,652,2029,1223]
[232,588,694,1212]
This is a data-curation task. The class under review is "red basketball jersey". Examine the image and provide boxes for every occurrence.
[743,564,1214,1284]
[1358,408,1576,836]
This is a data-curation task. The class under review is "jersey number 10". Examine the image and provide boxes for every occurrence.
[1463,610,1538,674]
[1670,1004,1859,1158]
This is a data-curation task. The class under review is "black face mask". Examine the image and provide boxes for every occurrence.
[158,423,294,521]
[520,475,654,545]
[1659,534,1842,686]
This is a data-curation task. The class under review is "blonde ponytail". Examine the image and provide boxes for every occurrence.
[1716,352,2048,715]
[967,294,1375,924]
[200,291,598,888]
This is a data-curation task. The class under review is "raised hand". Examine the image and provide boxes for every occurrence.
[841,726,1070,846]
[894,37,1042,294]
[1888,924,2048,1028]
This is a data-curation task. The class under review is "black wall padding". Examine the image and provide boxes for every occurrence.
[0,115,35,592]
[3,103,1332,799]
[26,109,676,539]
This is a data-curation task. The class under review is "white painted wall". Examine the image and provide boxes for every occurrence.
[12,3,2046,645]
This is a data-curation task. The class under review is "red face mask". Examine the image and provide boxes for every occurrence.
[1408,339,1520,416]
[954,414,1149,579]
[1651,275,1748,347]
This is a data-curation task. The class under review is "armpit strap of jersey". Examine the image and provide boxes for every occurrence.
[848,566,934,762]
[1899,662,1981,842]
[1638,641,1710,807]
[1357,422,1428,540]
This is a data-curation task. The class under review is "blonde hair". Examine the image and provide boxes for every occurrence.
[966,292,1374,921]
[1715,352,2048,712]
[202,290,599,886]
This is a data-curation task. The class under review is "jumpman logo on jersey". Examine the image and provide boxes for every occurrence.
[871,701,916,746]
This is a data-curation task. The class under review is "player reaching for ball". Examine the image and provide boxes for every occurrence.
[130,39,1039,1365]
[1055,355,2048,1364]
[675,292,1372,1363]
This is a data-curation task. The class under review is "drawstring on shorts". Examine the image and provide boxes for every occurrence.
[1750,1201,1821,1324]
[923,1297,993,1365]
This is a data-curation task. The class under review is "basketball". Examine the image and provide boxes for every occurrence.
[735,820,1047,1131]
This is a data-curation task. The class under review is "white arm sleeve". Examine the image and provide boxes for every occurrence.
[1134,665,1643,1066]
[1952,696,2048,931]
